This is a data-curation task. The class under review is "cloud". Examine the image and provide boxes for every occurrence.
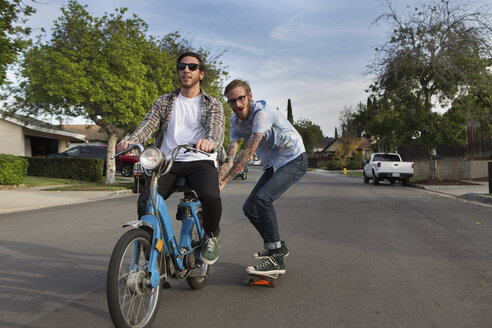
[249,76,368,136]
[269,20,307,40]
[201,37,264,56]
[258,57,306,79]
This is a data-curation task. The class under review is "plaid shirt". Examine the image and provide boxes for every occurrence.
[128,88,225,152]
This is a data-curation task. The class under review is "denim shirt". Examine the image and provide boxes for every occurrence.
[230,100,305,171]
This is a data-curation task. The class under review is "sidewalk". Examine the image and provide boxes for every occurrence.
[410,180,492,205]
[0,186,133,215]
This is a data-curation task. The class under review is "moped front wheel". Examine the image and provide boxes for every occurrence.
[107,229,161,328]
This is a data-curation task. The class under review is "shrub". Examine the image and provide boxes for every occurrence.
[347,152,364,170]
[318,152,365,170]
[0,154,29,185]
[26,157,104,182]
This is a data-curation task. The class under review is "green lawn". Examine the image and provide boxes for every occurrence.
[23,176,134,191]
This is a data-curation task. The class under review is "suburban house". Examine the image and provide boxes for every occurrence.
[312,137,335,156]
[0,112,86,157]
[313,137,373,159]
[62,124,114,146]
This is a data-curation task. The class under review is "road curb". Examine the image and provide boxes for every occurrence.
[458,193,492,205]
[409,183,492,205]
[110,189,134,196]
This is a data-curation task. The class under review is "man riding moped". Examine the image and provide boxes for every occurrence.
[117,52,225,265]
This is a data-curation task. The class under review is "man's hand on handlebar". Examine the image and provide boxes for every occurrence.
[195,139,214,153]
[117,140,134,153]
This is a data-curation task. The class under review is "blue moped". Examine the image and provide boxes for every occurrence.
[107,143,210,328]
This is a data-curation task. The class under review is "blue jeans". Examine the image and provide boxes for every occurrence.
[243,153,308,249]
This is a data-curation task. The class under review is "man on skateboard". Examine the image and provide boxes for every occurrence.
[219,79,307,279]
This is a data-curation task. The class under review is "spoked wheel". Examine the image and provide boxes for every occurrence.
[107,229,162,328]
[187,207,210,290]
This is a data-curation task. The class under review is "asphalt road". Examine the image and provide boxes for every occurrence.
[1,167,491,328]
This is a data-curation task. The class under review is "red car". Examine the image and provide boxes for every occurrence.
[117,154,139,177]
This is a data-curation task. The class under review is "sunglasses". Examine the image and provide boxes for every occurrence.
[177,63,202,71]
[228,95,247,104]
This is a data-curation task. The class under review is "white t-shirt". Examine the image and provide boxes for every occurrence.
[160,93,217,164]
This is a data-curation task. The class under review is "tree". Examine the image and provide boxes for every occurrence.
[366,0,492,178]
[287,98,293,123]
[351,95,414,152]
[452,68,492,136]
[335,106,365,169]
[9,0,164,184]
[0,0,35,86]
[330,136,360,170]
[293,118,324,156]
[334,127,338,139]
[338,105,359,138]
[8,0,228,184]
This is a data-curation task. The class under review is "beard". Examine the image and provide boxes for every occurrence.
[179,74,201,89]
[235,99,252,120]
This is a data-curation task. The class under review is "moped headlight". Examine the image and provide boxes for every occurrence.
[140,147,164,170]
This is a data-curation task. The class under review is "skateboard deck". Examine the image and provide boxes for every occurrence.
[248,273,278,287]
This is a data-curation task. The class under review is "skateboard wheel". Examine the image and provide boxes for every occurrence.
[248,279,254,287]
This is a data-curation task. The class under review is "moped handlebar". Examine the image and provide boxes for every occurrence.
[182,143,214,155]
[112,143,144,160]
[112,143,213,160]
[112,143,214,177]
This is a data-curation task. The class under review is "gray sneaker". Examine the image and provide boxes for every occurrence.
[246,254,286,278]
[200,237,219,265]
[253,240,289,260]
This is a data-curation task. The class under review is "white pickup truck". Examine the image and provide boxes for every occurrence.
[363,153,414,186]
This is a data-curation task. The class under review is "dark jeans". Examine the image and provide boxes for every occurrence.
[242,153,308,249]
[138,160,221,236]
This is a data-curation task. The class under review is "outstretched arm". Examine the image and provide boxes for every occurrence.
[219,132,263,190]
[218,141,239,181]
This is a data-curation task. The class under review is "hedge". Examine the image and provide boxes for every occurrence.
[0,154,29,185]
[25,157,104,182]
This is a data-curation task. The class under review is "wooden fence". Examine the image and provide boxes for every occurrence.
[399,126,491,161]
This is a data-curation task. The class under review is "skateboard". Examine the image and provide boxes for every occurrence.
[248,273,278,287]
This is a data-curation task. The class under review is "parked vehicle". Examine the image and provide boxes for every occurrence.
[249,159,261,166]
[47,145,107,161]
[234,156,248,180]
[133,162,145,193]
[48,145,108,176]
[49,145,140,177]
[363,153,414,186]
[248,154,261,166]
[116,154,139,177]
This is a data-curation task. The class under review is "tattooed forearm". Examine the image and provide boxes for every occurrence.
[218,142,238,181]
[220,133,263,188]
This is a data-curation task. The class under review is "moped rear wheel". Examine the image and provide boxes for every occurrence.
[107,229,161,328]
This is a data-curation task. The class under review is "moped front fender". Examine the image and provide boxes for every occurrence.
[122,220,153,230]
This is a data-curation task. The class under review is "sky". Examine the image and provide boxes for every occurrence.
[22,0,428,137]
